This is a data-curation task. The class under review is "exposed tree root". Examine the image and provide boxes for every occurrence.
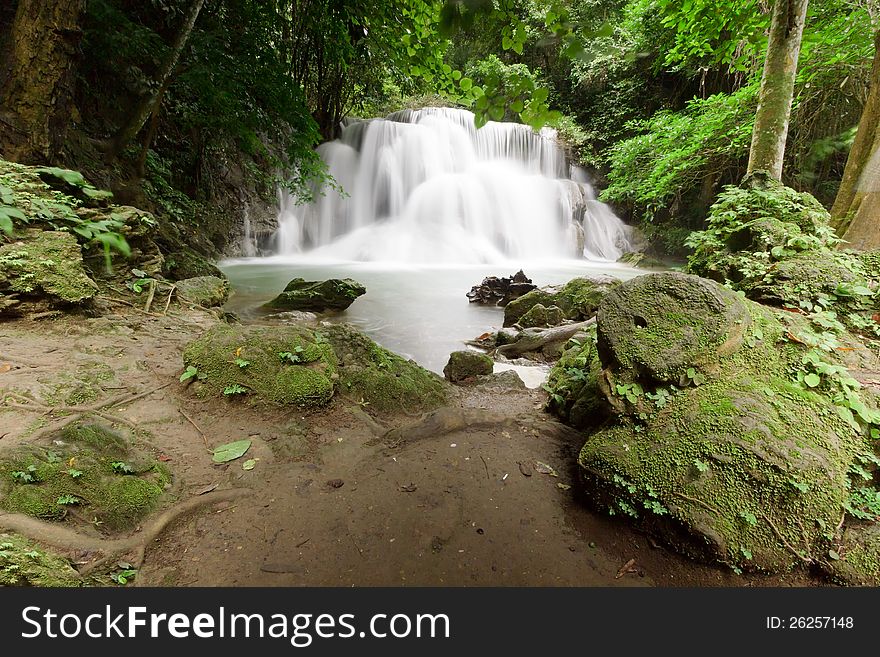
[495,318,595,358]
[3,383,174,441]
[382,407,515,446]
[0,488,251,576]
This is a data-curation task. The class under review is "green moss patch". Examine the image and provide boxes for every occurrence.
[0,532,82,587]
[0,231,98,309]
[503,276,618,327]
[322,324,448,412]
[182,323,448,413]
[183,324,337,407]
[0,424,169,530]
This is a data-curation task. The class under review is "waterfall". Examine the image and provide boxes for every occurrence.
[274,107,632,263]
[240,201,258,257]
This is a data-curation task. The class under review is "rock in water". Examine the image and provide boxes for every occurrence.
[503,276,618,327]
[443,350,494,383]
[264,278,366,312]
[466,270,536,306]
[518,303,565,328]
[175,275,230,307]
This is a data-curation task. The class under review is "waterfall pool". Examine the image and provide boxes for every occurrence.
[219,257,643,383]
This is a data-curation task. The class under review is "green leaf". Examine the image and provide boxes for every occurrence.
[242,459,257,471]
[212,439,252,464]
[803,373,821,388]
[180,366,199,382]
[459,77,473,91]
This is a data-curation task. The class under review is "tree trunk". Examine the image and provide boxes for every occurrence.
[832,29,880,245]
[108,0,205,159]
[0,0,86,164]
[746,0,810,180]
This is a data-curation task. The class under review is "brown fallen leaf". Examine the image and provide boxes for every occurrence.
[399,483,418,493]
[327,478,345,489]
[0,363,11,374]
[615,558,638,579]
[194,483,219,495]
[158,454,172,462]
[518,461,532,477]
[534,461,558,477]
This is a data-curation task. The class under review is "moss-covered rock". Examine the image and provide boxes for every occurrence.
[264,278,366,312]
[825,523,880,585]
[0,532,82,587]
[182,322,448,412]
[162,249,224,281]
[518,303,565,328]
[321,324,448,412]
[503,276,618,327]
[0,231,98,313]
[545,327,609,431]
[596,271,748,389]
[556,272,879,572]
[617,251,666,269]
[183,324,337,407]
[443,350,494,383]
[0,424,168,531]
[175,275,230,307]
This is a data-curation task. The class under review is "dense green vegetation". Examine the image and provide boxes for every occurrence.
[1,0,877,258]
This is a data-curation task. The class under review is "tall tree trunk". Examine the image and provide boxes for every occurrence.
[108,0,205,159]
[0,0,86,164]
[832,29,880,246]
[746,0,810,180]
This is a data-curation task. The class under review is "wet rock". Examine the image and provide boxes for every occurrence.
[517,303,565,328]
[503,276,618,327]
[466,270,536,306]
[175,275,230,307]
[443,350,494,383]
[163,249,224,280]
[264,278,366,312]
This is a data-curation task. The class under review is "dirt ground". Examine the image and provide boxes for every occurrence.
[0,306,827,587]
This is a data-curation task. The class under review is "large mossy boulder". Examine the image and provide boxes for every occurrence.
[443,350,494,383]
[686,173,878,323]
[321,324,448,412]
[596,271,748,390]
[182,323,447,412]
[264,278,366,312]
[175,275,230,307]
[0,231,98,314]
[503,276,618,327]
[549,272,880,573]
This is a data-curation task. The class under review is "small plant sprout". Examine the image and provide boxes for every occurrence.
[223,383,248,396]
[110,461,134,474]
[56,494,81,506]
[279,346,305,364]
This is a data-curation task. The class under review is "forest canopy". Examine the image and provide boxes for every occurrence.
[0,0,877,255]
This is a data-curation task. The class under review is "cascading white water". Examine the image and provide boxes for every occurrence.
[274,107,632,264]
